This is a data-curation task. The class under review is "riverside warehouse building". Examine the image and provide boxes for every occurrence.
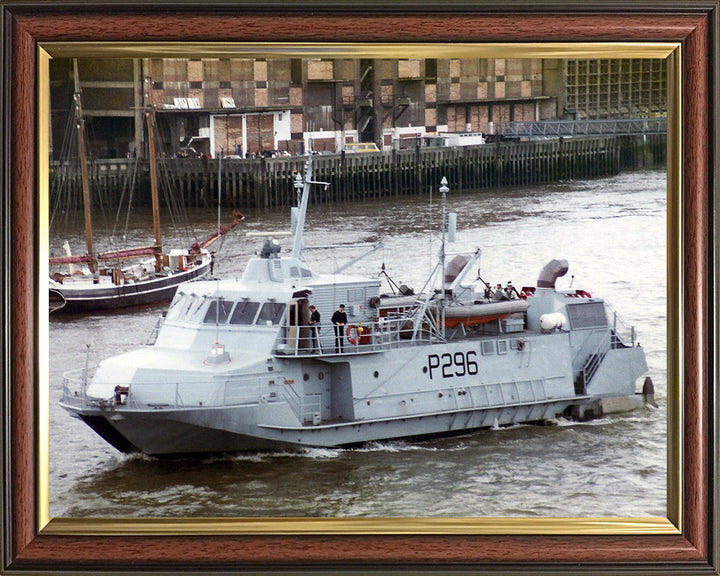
[49,57,667,161]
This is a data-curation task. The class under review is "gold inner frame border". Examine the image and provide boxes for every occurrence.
[37,41,681,538]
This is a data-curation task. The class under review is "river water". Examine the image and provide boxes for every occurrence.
[48,168,667,519]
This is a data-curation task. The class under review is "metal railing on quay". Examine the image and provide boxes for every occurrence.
[502,117,667,138]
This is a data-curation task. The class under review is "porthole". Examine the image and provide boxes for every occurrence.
[318,372,325,380]
[303,373,310,381]
[373,371,379,378]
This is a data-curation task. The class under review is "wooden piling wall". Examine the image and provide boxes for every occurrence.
[50,134,666,210]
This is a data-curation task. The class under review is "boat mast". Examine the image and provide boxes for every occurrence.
[292,155,329,260]
[73,60,95,273]
[291,157,312,259]
[145,106,163,271]
[439,176,449,339]
[217,148,223,253]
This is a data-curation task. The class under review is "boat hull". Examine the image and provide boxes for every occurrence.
[66,397,580,457]
[60,333,648,457]
[50,261,211,313]
[77,411,286,454]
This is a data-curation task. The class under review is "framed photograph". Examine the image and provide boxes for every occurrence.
[2,1,717,574]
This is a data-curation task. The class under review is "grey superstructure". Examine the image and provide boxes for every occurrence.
[60,160,651,457]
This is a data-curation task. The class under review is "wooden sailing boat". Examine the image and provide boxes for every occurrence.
[49,63,243,313]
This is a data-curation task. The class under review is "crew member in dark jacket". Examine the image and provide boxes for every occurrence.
[331,304,348,353]
[308,305,321,352]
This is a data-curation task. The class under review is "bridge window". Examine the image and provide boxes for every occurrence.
[257,302,286,325]
[229,301,260,325]
[203,299,234,324]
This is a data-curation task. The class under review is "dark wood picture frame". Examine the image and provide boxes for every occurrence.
[2,1,717,573]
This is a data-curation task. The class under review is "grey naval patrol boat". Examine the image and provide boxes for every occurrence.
[60,160,653,456]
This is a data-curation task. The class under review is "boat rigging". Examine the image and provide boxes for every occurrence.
[48,64,243,313]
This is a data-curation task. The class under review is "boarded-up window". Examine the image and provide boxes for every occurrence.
[307,60,334,80]
[398,59,421,78]
[245,114,275,155]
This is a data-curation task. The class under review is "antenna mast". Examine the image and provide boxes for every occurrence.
[291,155,329,260]
[291,158,311,259]
[439,176,449,339]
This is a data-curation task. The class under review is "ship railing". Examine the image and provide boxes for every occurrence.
[604,300,636,347]
[276,315,433,357]
[303,394,322,423]
[577,334,612,393]
[60,369,89,407]
[60,370,277,411]
[122,378,269,410]
[275,384,323,425]
[278,384,302,421]
[571,328,607,366]
[223,377,274,407]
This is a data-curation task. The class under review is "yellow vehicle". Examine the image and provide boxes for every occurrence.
[344,142,381,153]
